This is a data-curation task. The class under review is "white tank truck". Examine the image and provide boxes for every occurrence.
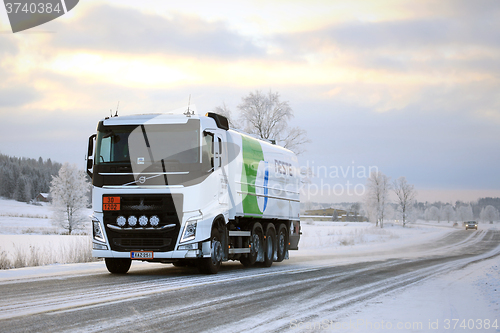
[86,112,300,274]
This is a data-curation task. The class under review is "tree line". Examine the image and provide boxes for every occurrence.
[0,153,62,202]
[363,171,500,227]
[422,198,500,224]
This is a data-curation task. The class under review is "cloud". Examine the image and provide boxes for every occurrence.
[0,37,18,56]
[48,4,265,59]
[322,18,500,51]
[0,86,40,107]
[274,0,500,71]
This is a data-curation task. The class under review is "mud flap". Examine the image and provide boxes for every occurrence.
[289,220,300,250]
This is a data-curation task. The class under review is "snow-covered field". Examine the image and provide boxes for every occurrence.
[0,198,93,267]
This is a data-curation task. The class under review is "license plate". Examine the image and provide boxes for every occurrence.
[130,251,154,259]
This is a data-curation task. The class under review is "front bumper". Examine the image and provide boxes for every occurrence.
[92,212,214,260]
[92,248,205,260]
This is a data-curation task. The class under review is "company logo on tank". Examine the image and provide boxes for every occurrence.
[255,161,269,213]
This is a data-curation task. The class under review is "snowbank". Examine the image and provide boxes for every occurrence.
[334,257,500,333]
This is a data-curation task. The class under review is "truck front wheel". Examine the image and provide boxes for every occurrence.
[199,228,222,274]
[105,258,131,274]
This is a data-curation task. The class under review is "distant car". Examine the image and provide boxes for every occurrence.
[465,221,478,230]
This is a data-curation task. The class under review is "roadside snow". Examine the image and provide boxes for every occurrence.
[296,220,456,259]
[329,256,500,333]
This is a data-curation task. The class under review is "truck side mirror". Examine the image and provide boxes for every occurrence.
[88,134,96,157]
[87,134,96,178]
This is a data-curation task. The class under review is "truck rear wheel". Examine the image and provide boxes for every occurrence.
[198,228,222,274]
[240,222,263,267]
[276,223,288,262]
[105,258,131,274]
[263,224,276,267]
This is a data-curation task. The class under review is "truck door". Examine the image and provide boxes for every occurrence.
[215,133,228,206]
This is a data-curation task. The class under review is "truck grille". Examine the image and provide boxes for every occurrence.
[104,194,182,252]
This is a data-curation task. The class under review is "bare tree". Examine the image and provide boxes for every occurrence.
[480,205,499,223]
[50,163,90,234]
[236,90,310,154]
[393,177,416,227]
[364,171,391,228]
[213,102,238,128]
[441,205,455,223]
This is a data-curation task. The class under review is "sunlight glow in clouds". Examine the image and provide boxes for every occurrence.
[48,53,199,87]
[1,0,499,202]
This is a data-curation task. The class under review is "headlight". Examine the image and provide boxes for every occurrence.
[180,211,203,243]
[181,220,197,243]
[92,218,105,243]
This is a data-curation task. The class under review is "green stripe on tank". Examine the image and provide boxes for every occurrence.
[241,135,264,216]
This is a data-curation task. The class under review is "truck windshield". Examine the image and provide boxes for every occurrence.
[95,119,200,166]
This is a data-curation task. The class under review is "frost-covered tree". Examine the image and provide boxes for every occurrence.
[480,205,499,223]
[50,163,90,234]
[233,90,310,154]
[364,171,391,228]
[393,176,416,227]
[385,204,396,222]
[456,205,473,222]
[441,205,455,223]
[213,102,238,128]
[350,202,361,221]
[408,204,420,223]
[423,207,431,222]
[426,206,441,223]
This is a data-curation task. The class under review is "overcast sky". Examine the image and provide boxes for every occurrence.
[1,0,499,203]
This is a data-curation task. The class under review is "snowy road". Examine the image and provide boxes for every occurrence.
[0,229,499,332]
